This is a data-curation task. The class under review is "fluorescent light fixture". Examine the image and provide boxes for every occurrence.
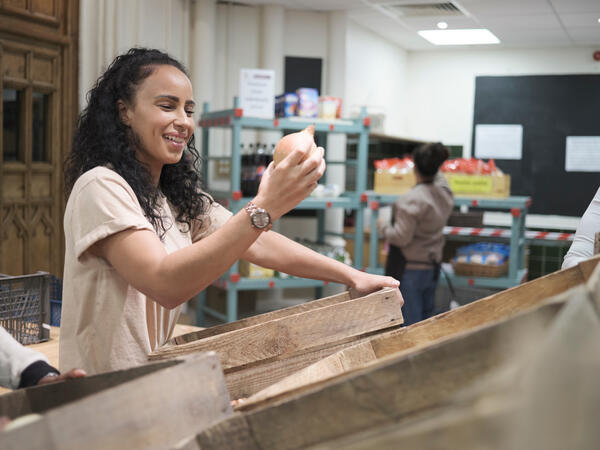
[437,21,448,29]
[418,28,500,45]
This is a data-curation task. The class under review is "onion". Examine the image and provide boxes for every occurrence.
[273,125,317,166]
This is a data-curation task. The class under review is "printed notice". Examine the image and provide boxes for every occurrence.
[565,136,600,172]
[239,69,275,119]
[474,124,523,160]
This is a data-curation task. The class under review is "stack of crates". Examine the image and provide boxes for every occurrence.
[49,275,62,327]
[0,272,50,344]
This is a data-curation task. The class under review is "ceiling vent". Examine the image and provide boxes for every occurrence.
[386,2,464,17]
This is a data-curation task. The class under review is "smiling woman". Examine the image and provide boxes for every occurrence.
[59,48,400,376]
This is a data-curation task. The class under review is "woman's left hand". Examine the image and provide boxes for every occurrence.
[348,271,402,305]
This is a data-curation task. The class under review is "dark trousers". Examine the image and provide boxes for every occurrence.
[400,268,437,326]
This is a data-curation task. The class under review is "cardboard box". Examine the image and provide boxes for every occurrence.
[373,170,417,195]
[373,171,510,198]
[239,260,274,278]
[445,173,510,198]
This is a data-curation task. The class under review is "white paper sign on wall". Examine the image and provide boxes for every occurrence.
[239,69,275,119]
[474,124,523,160]
[565,136,600,172]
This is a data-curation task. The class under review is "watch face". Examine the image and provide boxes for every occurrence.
[252,209,271,228]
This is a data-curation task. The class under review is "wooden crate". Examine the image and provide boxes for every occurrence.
[149,288,403,398]
[0,354,232,450]
[189,279,600,449]
[232,256,599,410]
[452,261,508,277]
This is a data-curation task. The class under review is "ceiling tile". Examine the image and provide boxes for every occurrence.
[484,14,562,30]
[494,28,572,46]
[559,13,600,27]
[550,0,600,14]
[566,26,600,44]
[459,0,554,16]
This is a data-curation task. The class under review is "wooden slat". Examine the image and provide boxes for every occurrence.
[195,297,574,450]
[225,332,377,400]
[150,289,403,371]
[236,258,599,409]
[0,353,233,450]
[169,290,352,345]
[310,291,600,450]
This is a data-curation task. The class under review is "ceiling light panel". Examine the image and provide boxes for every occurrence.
[418,28,500,45]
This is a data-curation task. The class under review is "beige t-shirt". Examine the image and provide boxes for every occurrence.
[59,167,231,375]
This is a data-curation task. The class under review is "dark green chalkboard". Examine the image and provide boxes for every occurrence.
[472,75,600,216]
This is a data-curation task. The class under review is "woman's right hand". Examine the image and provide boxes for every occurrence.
[255,146,325,220]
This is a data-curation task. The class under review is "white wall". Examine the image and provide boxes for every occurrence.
[79,0,191,111]
[346,20,409,136]
[407,47,600,156]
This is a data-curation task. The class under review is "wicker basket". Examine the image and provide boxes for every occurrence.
[452,261,508,278]
[0,272,50,345]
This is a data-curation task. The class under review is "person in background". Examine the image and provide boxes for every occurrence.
[59,48,400,376]
[562,186,600,269]
[378,142,453,326]
[0,326,86,431]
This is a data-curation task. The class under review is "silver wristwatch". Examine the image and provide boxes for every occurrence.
[245,202,272,231]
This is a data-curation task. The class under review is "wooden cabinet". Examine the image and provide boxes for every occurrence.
[0,0,79,276]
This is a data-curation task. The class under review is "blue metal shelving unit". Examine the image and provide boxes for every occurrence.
[197,98,372,324]
[366,193,532,289]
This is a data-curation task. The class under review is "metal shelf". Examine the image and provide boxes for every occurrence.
[213,276,342,290]
[366,192,531,290]
[197,98,371,323]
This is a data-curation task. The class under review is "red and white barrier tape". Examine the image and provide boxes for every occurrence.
[443,226,573,242]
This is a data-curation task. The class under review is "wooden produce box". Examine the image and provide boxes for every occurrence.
[149,288,403,399]
[232,256,599,413]
[0,354,232,450]
[187,257,600,450]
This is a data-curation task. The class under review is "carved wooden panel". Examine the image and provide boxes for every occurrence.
[0,0,77,277]
[30,205,53,272]
[3,0,27,11]
[32,54,54,84]
[1,205,26,275]
[3,49,26,80]
[3,173,25,199]
[31,0,55,17]
[31,172,51,197]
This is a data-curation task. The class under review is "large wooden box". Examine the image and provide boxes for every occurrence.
[150,289,403,399]
[187,257,600,449]
[0,354,232,450]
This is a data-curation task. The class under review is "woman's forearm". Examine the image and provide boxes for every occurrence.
[243,231,359,286]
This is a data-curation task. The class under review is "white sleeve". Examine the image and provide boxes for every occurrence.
[562,186,600,269]
[0,326,49,389]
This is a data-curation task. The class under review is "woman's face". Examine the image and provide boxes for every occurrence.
[119,65,195,180]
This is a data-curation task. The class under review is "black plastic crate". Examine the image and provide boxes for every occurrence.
[0,272,50,345]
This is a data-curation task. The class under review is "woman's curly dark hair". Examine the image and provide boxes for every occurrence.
[65,47,212,237]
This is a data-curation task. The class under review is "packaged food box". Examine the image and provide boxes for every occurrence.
[275,93,298,118]
[296,88,319,118]
[318,96,342,119]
